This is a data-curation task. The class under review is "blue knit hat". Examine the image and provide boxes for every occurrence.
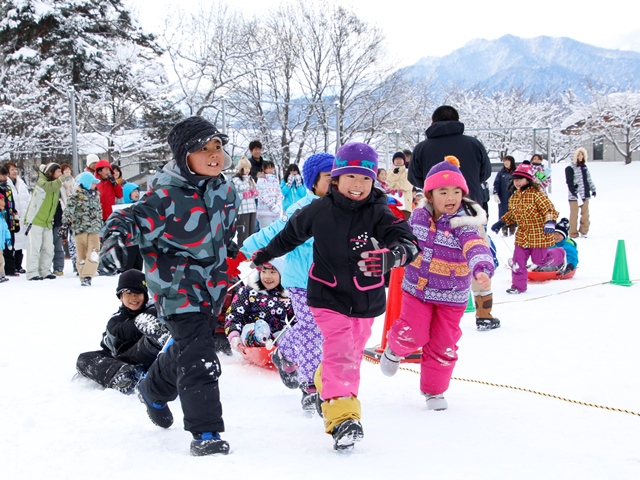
[331,142,378,178]
[302,152,335,191]
[77,171,100,190]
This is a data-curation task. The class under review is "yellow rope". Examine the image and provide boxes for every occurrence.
[363,355,640,417]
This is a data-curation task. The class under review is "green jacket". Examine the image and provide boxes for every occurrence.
[25,172,62,229]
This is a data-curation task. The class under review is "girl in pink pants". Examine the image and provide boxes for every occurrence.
[381,157,495,411]
[251,142,419,451]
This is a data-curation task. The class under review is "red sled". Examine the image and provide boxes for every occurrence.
[239,345,276,369]
[528,268,577,282]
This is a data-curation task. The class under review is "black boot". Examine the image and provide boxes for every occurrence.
[332,419,364,451]
[272,348,299,389]
[190,432,230,456]
[136,380,173,428]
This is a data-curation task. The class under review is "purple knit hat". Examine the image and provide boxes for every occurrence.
[512,163,534,181]
[424,156,468,195]
[331,142,378,178]
[302,152,335,191]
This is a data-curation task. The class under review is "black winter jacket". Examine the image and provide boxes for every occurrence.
[101,303,159,366]
[262,186,418,318]
[409,121,492,204]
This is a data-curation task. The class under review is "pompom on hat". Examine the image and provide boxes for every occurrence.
[512,163,534,181]
[423,156,469,195]
[331,142,378,179]
[302,152,334,191]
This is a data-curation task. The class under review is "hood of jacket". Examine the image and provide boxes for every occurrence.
[573,147,588,164]
[425,120,465,139]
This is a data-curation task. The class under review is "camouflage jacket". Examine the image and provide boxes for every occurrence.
[61,187,103,234]
[102,161,239,318]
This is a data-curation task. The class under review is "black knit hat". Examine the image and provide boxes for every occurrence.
[167,116,232,176]
[392,152,406,163]
[555,217,570,239]
[116,269,149,304]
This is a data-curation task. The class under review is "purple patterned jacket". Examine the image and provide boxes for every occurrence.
[402,199,494,306]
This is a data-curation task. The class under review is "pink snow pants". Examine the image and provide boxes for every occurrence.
[387,293,465,395]
[310,307,374,400]
[511,245,565,292]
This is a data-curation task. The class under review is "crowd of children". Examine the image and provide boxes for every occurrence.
[2,113,592,458]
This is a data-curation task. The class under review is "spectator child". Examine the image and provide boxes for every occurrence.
[530,154,551,195]
[240,152,335,411]
[280,164,306,211]
[99,115,239,456]
[225,256,294,349]
[0,167,19,276]
[251,142,419,451]
[386,151,413,214]
[232,156,258,248]
[60,172,103,286]
[491,164,565,294]
[76,269,168,393]
[256,160,283,229]
[376,168,388,191]
[4,162,30,274]
[94,160,123,221]
[493,155,517,235]
[0,193,11,282]
[380,156,495,410]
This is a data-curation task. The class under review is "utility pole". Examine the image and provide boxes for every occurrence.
[45,81,79,173]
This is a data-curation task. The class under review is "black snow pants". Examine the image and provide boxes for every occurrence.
[76,336,159,388]
[141,312,224,435]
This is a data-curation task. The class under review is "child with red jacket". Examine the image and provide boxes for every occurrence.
[94,159,123,221]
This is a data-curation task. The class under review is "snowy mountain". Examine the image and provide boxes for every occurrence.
[403,35,640,100]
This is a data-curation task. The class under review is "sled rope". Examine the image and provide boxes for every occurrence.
[493,278,639,305]
[363,355,640,417]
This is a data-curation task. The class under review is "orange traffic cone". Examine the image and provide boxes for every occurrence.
[363,267,422,363]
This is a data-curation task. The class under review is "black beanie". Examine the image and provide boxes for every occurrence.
[167,116,231,178]
[555,217,570,239]
[116,269,149,305]
[392,152,406,162]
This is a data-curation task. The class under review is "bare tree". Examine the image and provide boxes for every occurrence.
[563,88,640,164]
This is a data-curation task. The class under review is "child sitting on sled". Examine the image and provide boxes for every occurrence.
[225,256,294,350]
[532,217,578,275]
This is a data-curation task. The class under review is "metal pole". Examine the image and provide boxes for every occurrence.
[334,101,341,152]
[69,88,79,174]
[221,98,227,134]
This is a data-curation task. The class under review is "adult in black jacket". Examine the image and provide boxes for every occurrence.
[409,105,492,206]
[247,140,265,182]
[76,269,169,394]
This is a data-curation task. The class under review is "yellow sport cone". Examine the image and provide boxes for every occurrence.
[610,240,632,286]
[464,293,475,313]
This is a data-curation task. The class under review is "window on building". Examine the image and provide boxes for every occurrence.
[593,137,604,161]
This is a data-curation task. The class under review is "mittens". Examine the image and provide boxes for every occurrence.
[543,221,555,235]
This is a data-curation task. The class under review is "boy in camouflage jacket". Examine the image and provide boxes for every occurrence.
[60,172,102,285]
[99,116,240,457]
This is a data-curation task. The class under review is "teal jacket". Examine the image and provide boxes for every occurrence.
[241,190,318,290]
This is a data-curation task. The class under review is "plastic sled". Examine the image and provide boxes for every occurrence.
[239,345,276,369]
[528,268,576,282]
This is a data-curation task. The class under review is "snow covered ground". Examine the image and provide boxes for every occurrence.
[2,161,639,479]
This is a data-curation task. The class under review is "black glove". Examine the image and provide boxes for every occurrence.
[393,167,400,174]
[250,249,273,269]
[358,245,408,277]
[592,191,596,198]
[99,231,127,274]
[58,223,69,238]
[491,220,505,234]
[227,240,239,260]
[107,174,117,186]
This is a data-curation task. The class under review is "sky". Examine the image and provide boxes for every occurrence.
[2,161,640,478]
[126,0,640,66]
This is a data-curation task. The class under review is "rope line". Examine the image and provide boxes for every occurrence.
[363,355,640,417]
